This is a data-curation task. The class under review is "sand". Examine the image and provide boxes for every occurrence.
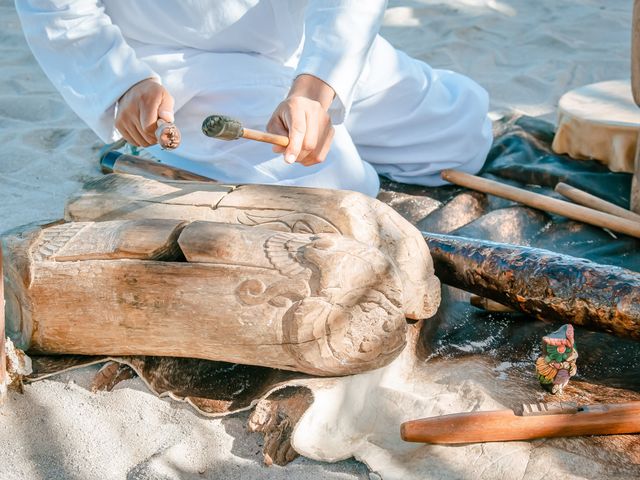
[0,1,634,479]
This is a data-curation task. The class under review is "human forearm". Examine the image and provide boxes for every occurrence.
[15,0,160,142]
[296,0,387,122]
[266,75,336,166]
[287,74,335,111]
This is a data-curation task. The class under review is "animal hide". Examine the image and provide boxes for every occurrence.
[24,116,640,478]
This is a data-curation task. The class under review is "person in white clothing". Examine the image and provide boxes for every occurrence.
[15,0,493,197]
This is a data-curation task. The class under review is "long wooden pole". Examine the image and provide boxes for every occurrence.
[554,182,640,222]
[401,401,640,444]
[441,170,640,239]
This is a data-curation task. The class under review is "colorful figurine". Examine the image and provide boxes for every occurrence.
[535,324,578,394]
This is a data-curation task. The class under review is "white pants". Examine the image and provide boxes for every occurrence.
[141,36,492,197]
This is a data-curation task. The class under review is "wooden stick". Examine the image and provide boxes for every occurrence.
[441,170,640,239]
[470,295,514,313]
[423,232,640,340]
[242,128,289,148]
[555,182,640,223]
[401,401,640,444]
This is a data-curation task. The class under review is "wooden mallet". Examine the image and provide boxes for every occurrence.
[202,114,290,149]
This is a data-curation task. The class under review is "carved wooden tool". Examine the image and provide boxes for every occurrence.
[202,115,290,148]
[441,170,640,239]
[401,401,640,444]
[65,174,440,320]
[554,182,640,223]
[423,232,640,340]
[155,119,181,150]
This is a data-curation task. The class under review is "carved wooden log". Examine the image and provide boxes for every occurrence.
[64,173,440,320]
[423,233,640,340]
[3,219,408,376]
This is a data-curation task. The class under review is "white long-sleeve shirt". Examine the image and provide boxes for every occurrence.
[15,0,387,142]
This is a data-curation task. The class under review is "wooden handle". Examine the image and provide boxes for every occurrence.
[441,170,640,239]
[242,128,290,148]
[555,182,640,223]
[401,402,640,444]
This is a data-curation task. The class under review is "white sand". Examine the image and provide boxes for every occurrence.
[0,1,634,479]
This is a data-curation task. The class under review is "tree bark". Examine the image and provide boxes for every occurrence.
[423,233,640,340]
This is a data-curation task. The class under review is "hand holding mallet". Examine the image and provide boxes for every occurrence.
[202,114,290,149]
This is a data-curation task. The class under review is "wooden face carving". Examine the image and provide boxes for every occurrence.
[3,220,410,376]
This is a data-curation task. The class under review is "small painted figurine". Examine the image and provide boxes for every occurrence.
[535,324,578,394]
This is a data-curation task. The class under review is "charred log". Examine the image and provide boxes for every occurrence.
[423,232,640,340]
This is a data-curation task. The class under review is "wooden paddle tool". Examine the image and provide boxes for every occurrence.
[202,115,290,148]
[401,401,640,444]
